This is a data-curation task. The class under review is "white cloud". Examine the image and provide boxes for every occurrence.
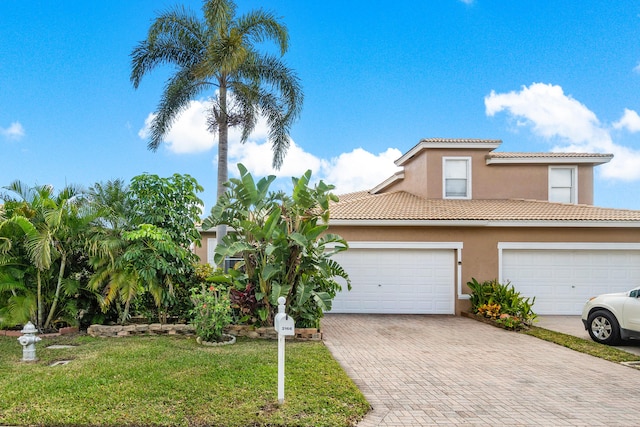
[228,137,401,194]
[229,138,322,178]
[1,122,25,141]
[485,82,640,181]
[140,100,402,194]
[485,83,603,143]
[138,100,213,153]
[321,148,403,193]
[613,108,640,133]
[634,62,640,74]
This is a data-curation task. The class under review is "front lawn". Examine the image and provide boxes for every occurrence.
[0,334,369,427]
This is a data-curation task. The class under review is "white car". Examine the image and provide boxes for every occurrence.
[582,286,640,345]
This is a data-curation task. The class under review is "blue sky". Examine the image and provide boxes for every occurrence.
[2,0,640,212]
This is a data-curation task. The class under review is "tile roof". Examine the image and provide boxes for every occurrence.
[487,152,612,159]
[485,152,613,165]
[330,191,640,223]
[419,138,503,145]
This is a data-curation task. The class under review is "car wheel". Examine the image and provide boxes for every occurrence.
[587,310,621,345]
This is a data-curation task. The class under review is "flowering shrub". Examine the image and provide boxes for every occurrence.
[189,285,232,342]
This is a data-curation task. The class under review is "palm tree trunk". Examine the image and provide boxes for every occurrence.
[37,270,43,329]
[44,251,66,330]
[216,81,228,263]
[121,297,132,326]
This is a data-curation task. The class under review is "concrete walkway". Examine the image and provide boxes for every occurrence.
[322,314,640,426]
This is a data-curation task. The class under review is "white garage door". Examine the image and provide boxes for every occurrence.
[329,248,455,314]
[502,249,640,315]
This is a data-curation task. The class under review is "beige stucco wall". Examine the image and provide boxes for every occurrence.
[385,148,595,204]
[326,224,640,314]
[194,231,215,264]
[196,225,640,314]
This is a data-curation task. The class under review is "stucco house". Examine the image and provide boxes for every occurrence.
[196,138,640,316]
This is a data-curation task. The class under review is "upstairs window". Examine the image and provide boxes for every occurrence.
[549,166,577,204]
[443,157,471,199]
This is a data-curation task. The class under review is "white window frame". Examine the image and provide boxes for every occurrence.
[206,238,217,265]
[548,166,577,204]
[443,157,472,199]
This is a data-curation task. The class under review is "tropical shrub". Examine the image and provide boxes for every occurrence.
[467,278,536,329]
[0,173,205,330]
[87,174,203,325]
[476,302,501,319]
[202,164,350,328]
[0,181,96,331]
[190,284,232,343]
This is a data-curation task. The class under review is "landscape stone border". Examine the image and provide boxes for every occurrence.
[87,323,194,337]
[0,326,79,338]
[86,323,322,340]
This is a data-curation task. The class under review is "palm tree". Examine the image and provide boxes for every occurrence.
[130,0,303,242]
[86,180,135,324]
[0,214,37,328]
[1,181,93,330]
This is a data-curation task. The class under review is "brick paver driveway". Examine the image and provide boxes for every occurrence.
[322,314,640,426]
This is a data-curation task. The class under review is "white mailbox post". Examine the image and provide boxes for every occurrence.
[274,296,295,404]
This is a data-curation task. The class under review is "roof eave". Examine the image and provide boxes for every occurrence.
[486,155,614,165]
[327,219,640,227]
[396,139,502,166]
[370,171,405,194]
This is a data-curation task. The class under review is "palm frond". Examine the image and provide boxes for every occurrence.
[131,6,206,88]
[203,0,235,36]
[235,9,289,55]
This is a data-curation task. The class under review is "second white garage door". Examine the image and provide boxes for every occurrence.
[502,247,640,315]
[329,248,455,314]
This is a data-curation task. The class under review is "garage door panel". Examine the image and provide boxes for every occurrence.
[329,248,455,314]
[503,249,640,315]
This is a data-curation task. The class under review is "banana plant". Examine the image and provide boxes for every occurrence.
[203,164,350,327]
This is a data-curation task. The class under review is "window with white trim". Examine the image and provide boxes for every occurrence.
[443,157,471,199]
[207,238,217,265]
[549,166,577,203]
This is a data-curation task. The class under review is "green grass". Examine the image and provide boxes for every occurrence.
[0,334,370,427]
[522,326,640,363]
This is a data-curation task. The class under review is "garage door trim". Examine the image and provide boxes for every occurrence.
[342,241,463,250]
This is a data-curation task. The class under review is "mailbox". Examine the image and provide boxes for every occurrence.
[274,312,295,336]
